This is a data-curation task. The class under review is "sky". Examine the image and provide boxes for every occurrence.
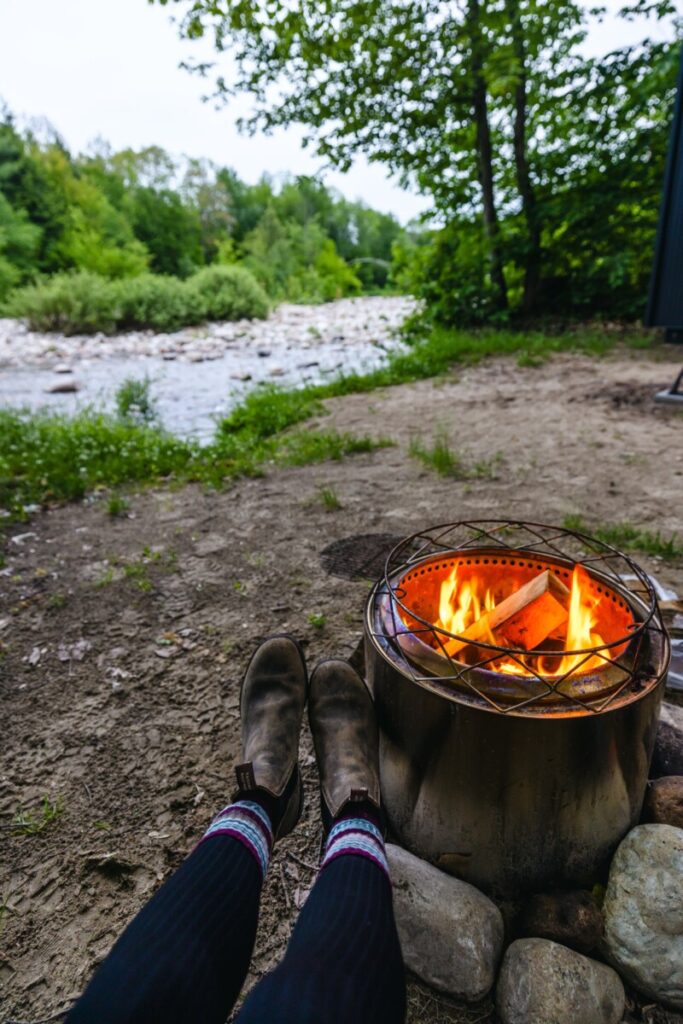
[0,0,678,224]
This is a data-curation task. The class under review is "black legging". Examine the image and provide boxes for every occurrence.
[65,834,405,1024]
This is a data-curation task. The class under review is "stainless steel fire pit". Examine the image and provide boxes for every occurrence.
[364,520,670,896]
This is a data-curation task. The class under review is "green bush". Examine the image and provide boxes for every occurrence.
[8,265,268,334]
[6,271,121,334]
[190,265,269,321]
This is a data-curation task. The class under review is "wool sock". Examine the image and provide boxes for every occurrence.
[236,800,404,1024]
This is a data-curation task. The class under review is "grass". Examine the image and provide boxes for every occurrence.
[0,322,656,525]
[12,796,63,836]
[308,612,327,628]
[317,485,342,510]
[410,433,468,478]
[410,431,503,481]
[563,515,683,561]
[107,494,131,518]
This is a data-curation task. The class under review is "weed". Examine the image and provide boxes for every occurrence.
[233,580,244,591]
[563,515,683,560]
[409,433,468,478]
[280,431,392,466]
[96,567,116,588]
[12,796,63,836]
[47,592,67,610]
[93,820,112,831]
[317,485,342,511]
[107,494,131,518]
[115,377,158,425]
[308,612,327,628]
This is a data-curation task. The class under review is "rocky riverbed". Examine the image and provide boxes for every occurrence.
[0,296,415,439]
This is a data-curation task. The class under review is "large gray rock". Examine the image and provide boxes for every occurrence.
[496,938,625,1024]
[652,702,683,777]
[386,843,503,1001]
[604,824,683,1009]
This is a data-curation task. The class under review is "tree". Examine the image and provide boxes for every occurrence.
[155,0,681,320]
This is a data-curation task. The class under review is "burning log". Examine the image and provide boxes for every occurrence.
[441,570,570,657]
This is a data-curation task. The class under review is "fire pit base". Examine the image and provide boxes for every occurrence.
[367,634,662,896]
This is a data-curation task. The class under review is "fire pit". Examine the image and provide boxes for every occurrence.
[364,521,670,896]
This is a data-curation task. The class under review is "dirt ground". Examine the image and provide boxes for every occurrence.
[2,346,683,1024]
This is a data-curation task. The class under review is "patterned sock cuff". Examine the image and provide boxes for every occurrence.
[200,800,273,878]
[321,815,389,877]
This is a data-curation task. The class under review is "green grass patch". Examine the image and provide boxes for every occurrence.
[563,515,683,560]
[410,431,502,481]
[12,796,63,836]
[316,485,342,511]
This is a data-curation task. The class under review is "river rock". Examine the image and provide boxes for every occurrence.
[643,776,683,828]
[46,379,80,393]
[516,890,603,954]
[496,938,624,1024]
[604,824,683,1009]
[386,843,503,1001]
[652,702,683,777]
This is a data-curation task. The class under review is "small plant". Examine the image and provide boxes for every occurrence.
[107,494,131,518]
[13,796,63,835]
[409,432,468,479]
[317,485,342,511]
[115,377,158,425]
[47,592,67,610]
[562,515,683,561]
[308,612,327,629]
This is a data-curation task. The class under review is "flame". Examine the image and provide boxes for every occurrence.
[434,564,606,678]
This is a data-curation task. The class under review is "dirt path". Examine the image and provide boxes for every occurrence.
[2,346,682,1023]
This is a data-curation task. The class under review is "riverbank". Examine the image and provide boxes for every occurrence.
[2,344,682,1023]
[0,297,414,438]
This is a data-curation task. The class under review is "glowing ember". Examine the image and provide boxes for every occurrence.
[434,565,608,677]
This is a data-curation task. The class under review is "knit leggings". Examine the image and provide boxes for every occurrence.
[65,832,405,1024]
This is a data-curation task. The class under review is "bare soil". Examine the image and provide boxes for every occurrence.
[2,347,683,1024]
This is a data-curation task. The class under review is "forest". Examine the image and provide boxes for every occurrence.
[0,115,403,332]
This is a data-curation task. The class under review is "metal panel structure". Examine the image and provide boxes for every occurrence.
[646,47,683,329]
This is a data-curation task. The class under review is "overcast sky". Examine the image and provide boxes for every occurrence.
[0,0,678,223]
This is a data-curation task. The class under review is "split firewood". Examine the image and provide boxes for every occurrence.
[441,570,571,657]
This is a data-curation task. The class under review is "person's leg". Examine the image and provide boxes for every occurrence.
[66,636,308,1024]
[65,809,267,1024]
[237,802,405,1024]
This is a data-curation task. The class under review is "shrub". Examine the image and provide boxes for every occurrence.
[6,271,120,334]
[190,265,269,321]
[8,265,268,334]
[115,377,158,424]
[113,274,203,332]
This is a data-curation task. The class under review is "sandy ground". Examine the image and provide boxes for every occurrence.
[2,345,683,1023]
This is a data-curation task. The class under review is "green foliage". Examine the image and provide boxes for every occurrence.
[107,494,131,518]
[308,612,327,628]
[562,515,683,561]
[164,0,681,323]
[0,114,399,313]
[115,377,158,425]
[8,265,268,334]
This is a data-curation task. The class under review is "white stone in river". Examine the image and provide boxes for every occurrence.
[496,938,624,1024]
[604,823,683,1009]
[386,844,503,1001]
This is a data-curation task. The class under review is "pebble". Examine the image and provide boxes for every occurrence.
[515,890,603,955]
[604,823,683,1009]
[496,938,625,1024]
[45,379,80,393]
[653,701,683,777]
[643,776,683,828]
[386,843,503,1001]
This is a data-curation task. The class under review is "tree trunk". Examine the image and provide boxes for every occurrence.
[468,0,508,312]
[507,0,542,313]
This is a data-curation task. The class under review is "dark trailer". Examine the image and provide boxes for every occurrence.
[647,47,683,403]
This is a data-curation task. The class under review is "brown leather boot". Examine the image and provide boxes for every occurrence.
[308,659,381,830]
[236,635,307,839]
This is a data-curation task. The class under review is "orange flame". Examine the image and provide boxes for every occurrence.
[435,565,606,678]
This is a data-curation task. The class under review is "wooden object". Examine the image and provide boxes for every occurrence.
[442,570,570,656]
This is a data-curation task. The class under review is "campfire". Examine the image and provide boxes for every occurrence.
[365,520,670,894]
[393,556,633,684]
